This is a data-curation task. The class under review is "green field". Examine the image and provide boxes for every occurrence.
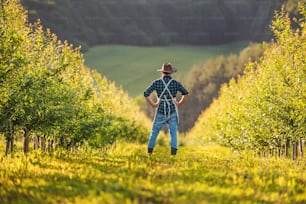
[1,143,305,204]
[84,42,249,97]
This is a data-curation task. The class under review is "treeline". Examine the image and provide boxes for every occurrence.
[0,0,150,155]
[187,5,305,159]
[21,0,286,48]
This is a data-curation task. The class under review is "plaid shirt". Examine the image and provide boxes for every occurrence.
[144,76,189,115]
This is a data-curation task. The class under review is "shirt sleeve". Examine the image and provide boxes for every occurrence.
[177,82,189,95]
[144,80,156,97]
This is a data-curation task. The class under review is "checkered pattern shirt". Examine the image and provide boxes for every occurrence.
[144,76,189,115]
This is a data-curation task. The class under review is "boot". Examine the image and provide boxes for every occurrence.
[171,147,177,155]
[148,148,153,154]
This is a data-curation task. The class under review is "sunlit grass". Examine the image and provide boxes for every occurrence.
[0,143,305,204]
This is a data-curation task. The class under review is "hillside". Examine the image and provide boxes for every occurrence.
[84,42,249,97]
[21,0,285,49]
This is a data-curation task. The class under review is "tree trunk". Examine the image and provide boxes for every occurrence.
[47,139,54,152]
[23,128,30,154]
[4,121,14,156]
[33,136,36,150]
[295,141,299,159]
[10,121,14,154]
[285,139,290,158]
[292,141,298,160]
[33,135,40,150]
[41,135,46,152]
[37,136,40,149]
[300,139,304,158]
[5,139,10,156]
[10,138,14,154]
[292,141,295,160]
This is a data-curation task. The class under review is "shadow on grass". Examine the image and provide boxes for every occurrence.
[2,149,305,204]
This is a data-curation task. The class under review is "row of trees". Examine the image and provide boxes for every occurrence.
[179,43,266,132]
[0,0,150,155]
[187,5,305,159]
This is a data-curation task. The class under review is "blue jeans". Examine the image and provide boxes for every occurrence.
[148,112,178,149]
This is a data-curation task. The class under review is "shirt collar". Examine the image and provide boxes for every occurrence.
[162,76,172,80]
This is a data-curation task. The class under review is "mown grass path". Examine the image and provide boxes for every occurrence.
[0,144,305,204]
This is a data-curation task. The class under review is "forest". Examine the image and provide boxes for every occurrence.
[21,0,287,49]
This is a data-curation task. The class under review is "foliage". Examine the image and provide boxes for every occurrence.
[0,143,305,204]
[176,43,266,132]
[285,0,305,14]
[187,5,306,157]
[21,0,285,48]
[0,0,150,154]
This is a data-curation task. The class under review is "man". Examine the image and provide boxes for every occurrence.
[144,63,189,155]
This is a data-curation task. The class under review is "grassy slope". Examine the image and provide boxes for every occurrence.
[0,143,305,204]
[84,41,249,97]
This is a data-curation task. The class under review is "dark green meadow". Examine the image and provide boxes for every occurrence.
[1,143,305,204]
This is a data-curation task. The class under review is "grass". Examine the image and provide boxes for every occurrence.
[84,41,249,97]
[0,142,305,204]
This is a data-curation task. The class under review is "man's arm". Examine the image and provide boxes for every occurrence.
[175,81,189,107]
[145,96,160,108]
[173,94,189,107]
